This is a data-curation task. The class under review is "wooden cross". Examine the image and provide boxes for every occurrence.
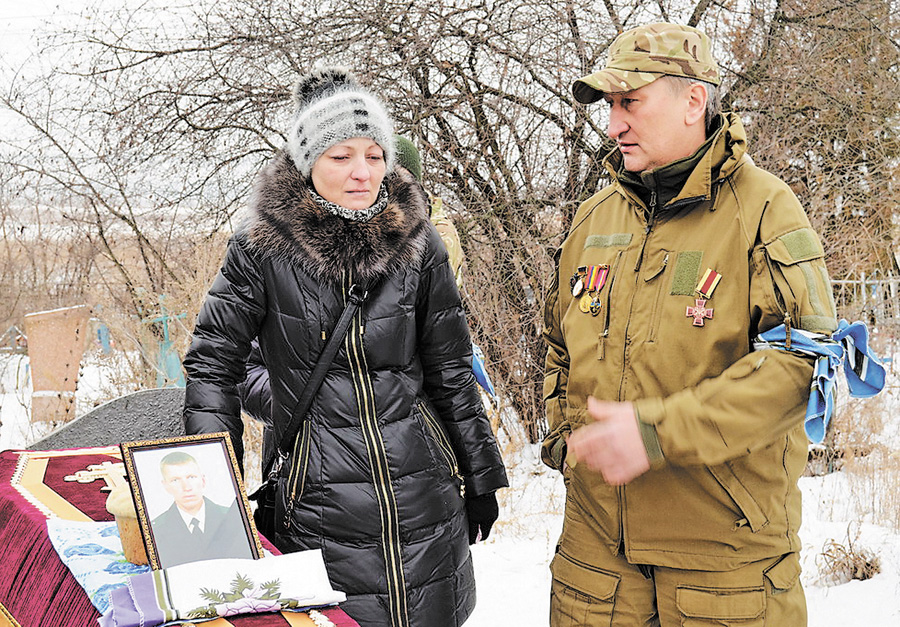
[686,299,714,327]
[64,461,128,493]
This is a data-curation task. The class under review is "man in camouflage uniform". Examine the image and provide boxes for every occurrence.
[541,23,835,626]
[394,135,464,286]
[395,136,498,410]
[429,196,464,289]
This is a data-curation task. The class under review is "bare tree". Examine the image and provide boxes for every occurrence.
[721,0,900,281]
[2,0,897,438]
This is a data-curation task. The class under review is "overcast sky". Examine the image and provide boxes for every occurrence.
[1,1,74,70]
[0,1,96,137]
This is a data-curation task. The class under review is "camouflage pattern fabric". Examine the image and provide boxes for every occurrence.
[573,22,720,103]
[430,196,464,289]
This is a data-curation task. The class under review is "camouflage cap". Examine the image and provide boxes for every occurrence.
[573,22,720,104]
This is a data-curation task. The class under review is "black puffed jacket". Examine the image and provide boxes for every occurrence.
[183,152,508,627]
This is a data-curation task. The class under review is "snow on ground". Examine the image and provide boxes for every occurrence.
[2,351,900,625]
[466,450,900,626]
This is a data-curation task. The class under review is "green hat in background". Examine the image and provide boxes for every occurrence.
[572,22,720,104]
[394,135,422,182]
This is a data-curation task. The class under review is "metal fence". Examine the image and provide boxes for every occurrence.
[805,273,898,476]
[831,273,899,327]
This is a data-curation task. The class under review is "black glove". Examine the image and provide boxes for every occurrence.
[465,492,499,544]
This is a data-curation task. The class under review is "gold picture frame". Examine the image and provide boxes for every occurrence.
[120,432,263,570]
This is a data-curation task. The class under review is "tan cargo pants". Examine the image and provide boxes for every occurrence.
[549,505,807,626]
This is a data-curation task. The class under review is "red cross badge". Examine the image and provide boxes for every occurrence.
[686,299,714,327]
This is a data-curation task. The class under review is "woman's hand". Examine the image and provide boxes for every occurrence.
[465,492,499,544]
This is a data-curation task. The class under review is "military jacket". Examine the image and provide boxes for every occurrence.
[541,113,836,570]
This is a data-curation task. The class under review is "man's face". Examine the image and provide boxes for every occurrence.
[161,461,206,514]
[603,78,698,173]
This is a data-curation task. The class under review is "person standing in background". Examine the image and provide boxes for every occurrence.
[393,136,497,405]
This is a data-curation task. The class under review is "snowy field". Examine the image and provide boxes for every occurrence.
[1,350,899,625]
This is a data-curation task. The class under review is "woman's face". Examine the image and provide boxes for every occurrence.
[311,137,387,210]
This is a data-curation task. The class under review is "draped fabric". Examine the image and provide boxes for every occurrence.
[46,519,149,614]
[0,448,358,627]
[0,448,117,626]
[754,319,887,443]
[100,550,345,627]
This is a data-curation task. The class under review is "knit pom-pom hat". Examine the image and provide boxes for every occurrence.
[286,67,395,177]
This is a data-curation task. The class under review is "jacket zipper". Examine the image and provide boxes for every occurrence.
[283,419,312,529]
[619,186,655,553]
[344,276,409,627]
[646,252,670,344]
[418,401,465,496]
[618,188,706,554]
[634,189,705,271]
[634,190,657,273]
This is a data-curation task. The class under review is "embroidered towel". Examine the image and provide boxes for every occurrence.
[98,549,346,627]
[45,519,150,614]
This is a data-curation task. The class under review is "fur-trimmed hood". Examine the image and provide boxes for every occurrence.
[242,150,431,286]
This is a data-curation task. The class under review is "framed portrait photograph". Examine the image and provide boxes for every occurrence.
[120,432,263,570]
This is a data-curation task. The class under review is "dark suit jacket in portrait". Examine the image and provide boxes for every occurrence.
[150,496,253,568]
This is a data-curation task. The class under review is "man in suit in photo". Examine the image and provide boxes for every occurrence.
[151,451,253,568]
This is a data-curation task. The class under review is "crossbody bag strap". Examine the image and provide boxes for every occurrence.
[265,282,368,477]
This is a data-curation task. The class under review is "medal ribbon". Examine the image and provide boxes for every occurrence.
[585,265,609,292]
[696,268,722,299]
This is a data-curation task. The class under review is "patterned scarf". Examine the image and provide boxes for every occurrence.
[311,186,388,222]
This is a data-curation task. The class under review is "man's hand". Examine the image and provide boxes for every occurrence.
[566,397,651,485]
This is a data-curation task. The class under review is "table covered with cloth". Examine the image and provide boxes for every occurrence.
[0,446,359,627]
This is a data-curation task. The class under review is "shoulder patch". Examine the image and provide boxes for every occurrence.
[798,263,838,331]
[770,227,824,264]
[584,233,633,249]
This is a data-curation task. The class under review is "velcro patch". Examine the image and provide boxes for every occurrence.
[670,251,703,295]
[799,264,837,332]
[772,228,824,264]
[584,233,633,249]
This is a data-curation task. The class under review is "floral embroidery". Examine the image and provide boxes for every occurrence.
[187,574,283,618]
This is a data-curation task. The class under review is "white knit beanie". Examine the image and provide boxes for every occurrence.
[286,67,395,177]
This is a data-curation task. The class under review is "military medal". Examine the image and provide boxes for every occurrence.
[570,266,587,297]
[686,299,713,326]
[584,264,610,293]
[571,276,584,297]
[686,268,721,327]
[579,292,592,313]
[570,263,611,317]
[571,264,610,314]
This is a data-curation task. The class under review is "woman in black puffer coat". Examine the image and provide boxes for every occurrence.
[182,68,508,627]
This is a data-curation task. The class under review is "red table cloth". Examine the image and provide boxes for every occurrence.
[0,447,359,627]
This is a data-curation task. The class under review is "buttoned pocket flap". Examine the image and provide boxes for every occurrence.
[764,554,801,591]
[677,586,765,620]
[551,553,619,601]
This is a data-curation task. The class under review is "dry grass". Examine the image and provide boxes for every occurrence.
[817,524,882,586]
[82,231,231,396]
